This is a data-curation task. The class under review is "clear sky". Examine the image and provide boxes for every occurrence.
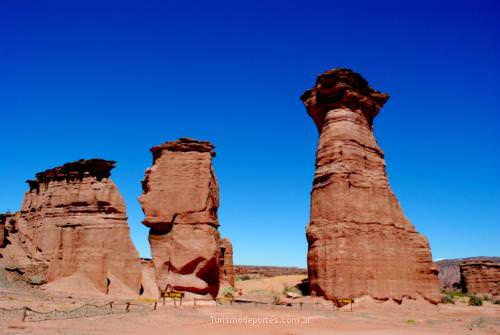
[1,0,499,267]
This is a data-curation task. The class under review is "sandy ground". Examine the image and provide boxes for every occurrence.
[2,300,499,335]
[0,275,499,335]
[235,274,305,300]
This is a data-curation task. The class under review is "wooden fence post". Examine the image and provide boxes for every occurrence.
[21,307,27,322]
[300,302,303,310]
[126,302,130,313]
[173,297,177,308]
[109,301,113,311]
[154,301,158,311]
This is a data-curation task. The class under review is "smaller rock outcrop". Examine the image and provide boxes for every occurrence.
[460,260,500,297]
[0,159,143,296]
[139,138,221,298]
[219,238,234,287]
[436,257,500,291]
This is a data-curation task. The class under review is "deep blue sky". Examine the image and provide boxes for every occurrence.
[1,1,498,267]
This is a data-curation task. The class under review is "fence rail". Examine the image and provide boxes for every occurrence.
[0,301,151,322]
[0,296,352,323]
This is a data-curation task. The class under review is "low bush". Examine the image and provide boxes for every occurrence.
[237,275,251,281]
[468,294,483,306]
[481,295,491,301]
[221,286,235,298]
[441,289,464,298]
[441,295,455,304]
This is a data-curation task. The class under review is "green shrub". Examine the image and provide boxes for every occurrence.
[441,295,455,304]
[468,294,483,306]
[481,295,491,301]
[237,275,251,281]
[221,286,235,298]
[442,289,464,298]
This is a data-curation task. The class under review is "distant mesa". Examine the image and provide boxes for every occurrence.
[302,68,440,303]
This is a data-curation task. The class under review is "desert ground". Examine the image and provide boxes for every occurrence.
[1,275,499,335]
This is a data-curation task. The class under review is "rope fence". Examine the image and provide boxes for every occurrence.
[0,296,352,322]
[0,301,152,322]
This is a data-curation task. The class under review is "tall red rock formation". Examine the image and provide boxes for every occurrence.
[0,159,142,295]
[460,260,500,297]
[302,68,440,303]
[139,138,221,298]
[219,238,235,287]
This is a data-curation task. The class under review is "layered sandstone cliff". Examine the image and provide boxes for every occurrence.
[302,68,440,303]
[460,260,500,297]
[0,159,142,296]
[219,238,235,287]
[139,138,221,298]
[436,257,500,291]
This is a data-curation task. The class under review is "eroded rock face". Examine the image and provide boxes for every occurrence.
[0,159,142,295]
[219,238,235,287]
[460,260,500,297]
[139,138,221,298]
[302,68,440,303]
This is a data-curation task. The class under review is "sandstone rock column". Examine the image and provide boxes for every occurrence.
[0,159,143,295]
[139,138,221,298]
[302,68,440,303]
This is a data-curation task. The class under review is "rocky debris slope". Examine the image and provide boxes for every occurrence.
[460,259,500,297]
[219,238,234,287]
[139,138,221,298]
[302,68,440,303]
[0,159,142,296]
